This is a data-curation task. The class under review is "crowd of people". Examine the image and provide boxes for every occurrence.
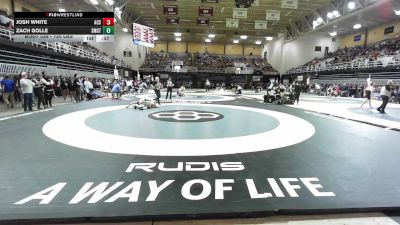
[141,51,278,73]
[196,53,225,68]
[290,35,400,73]
[0,72,131,111]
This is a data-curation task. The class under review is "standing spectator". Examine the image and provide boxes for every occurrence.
[84,78,94,100]
[32,74,45,109]
[1,75,15,108]
[205,79,210,92]
[13,75,21,103]
[60,77,69,101]
[67,77,75,102]
[73,74,81,102]
[293,81,302,105]
[165,78,174,100]
[20,72,35,112]
[377,80,393,114]
[153,76,162,104]
[43,75,54,107]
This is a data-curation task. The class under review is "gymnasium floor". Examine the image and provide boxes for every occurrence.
[0,90,399,224]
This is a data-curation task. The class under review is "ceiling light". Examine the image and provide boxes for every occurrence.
[395,9,400,15]
[327,12,333,19]
[174,32,182,37]
[233,40,239,44]
[255,40,262,45]
[105,0,114,5]
[59,8,66,12]
[348,1,356,9]
[332,10,340,17]
[115,7,120,11]
[123,28,128,32]
[240,35,247,39]
[208,34,215,38]
[175,37,181,41]
[153,36,158,41]
[90,0,99,5]
[265,36,273,41]
[353,23,362,29]
[205,38,211,43]
[317,17,323,23]
[329,31,337,37]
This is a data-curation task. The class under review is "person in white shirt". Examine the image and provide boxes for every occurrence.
[20,72,35,111]
[377,80,393,114]
[205,79,210,92]
[177,85,186,97]
[165,78,174,100]
[361,82,375,110]
[84,78,94,100]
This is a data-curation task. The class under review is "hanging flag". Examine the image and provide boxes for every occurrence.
[163,5,178,15]
[233,8,247,19]
[282,0,298,9]
[226,19,239,28]
[197,18,209,26]
[266,10,280,20]
[166,17,179,24]
[199,6,213,16]
[255,20,267,30]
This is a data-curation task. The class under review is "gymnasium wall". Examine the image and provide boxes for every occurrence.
[188,43,206,53]
[14,0,39,12]
[151,42,168,52]
[263,32,339,73]
[0,0,12,14]
[90,29,147,71]
[206,43,225,54]
[340,20,400,48]
[262,36,284,73]
[149,42,260,55]
[0,0,40,13]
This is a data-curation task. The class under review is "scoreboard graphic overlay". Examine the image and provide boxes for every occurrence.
[14,12,114,43]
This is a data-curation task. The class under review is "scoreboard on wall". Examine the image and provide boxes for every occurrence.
[13,12,114,42]
[133,22,154,48]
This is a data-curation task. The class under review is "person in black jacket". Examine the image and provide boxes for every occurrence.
[293,81,302,105]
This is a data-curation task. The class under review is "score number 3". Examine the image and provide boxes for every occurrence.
[102,18,114,26]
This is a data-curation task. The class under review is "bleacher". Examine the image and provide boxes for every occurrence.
[140,52,278,75]
[286,35,400,75]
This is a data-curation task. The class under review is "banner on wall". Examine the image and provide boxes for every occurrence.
[252,76,261,82]
[255,20,267,29]
[384,26,394,35]
[226,19,239,28]
[166,17,179,24]
[282,0,298,9]
[197,18,209,26]
[354,34,362,42]
[163,5,178,15]
[233,8,247,19]
[266,10,280,20]
[199,6,213,16]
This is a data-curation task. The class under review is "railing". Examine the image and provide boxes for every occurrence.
[0,26,131,69]
[285,57,400,74]
[0,63,112,78]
